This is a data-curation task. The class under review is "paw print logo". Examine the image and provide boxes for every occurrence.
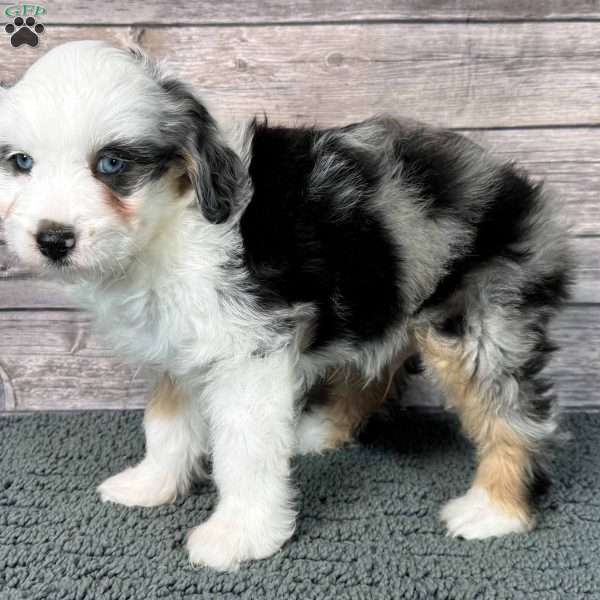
[5,16,44,48]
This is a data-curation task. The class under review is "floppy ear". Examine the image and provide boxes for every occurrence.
[160,79,245,224]
[187,122,245,224]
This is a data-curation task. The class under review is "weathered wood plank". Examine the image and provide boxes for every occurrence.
[2,24,600,128]
[570,237,600,304]
[0,311,152,410]
[143,22,600,128]
[0,278,78,310]
[31,1,600,25]
[0,306,597,411]
[2,235,597,309]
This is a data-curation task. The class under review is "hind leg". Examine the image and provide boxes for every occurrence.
[416,315,557,539]
[295,365,396,454]
[296,346,417,455]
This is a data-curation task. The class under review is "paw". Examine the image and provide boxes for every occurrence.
[296,408,346,455]
[441,487,531,540]
[97,459,178,507]
[186,509,295,571]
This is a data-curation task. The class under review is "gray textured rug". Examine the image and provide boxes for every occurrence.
[1,411,599,599]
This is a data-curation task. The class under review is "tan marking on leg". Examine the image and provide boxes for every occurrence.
[319,366,395,449]
[473,421,533,524]
[146,374,184,419]
[416,327,533,525]
[317,348,414,449]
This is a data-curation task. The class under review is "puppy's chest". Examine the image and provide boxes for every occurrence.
[80,283,239,372]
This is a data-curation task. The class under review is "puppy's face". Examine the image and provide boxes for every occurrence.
[0,41,240,279]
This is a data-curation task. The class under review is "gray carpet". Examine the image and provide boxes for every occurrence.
[1,411,599,599]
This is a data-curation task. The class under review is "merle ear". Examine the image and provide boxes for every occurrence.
[160,79,244,224]
[189,129,244,224]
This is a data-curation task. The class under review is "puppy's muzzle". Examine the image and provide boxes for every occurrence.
[36,220,76,262]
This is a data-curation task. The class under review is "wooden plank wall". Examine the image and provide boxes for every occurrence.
[0,1,599,412]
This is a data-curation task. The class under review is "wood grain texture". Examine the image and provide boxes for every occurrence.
[1,23,600,128]
[0,311,152,411]
[571,237,600,304]
[0,306,597,411]
[33,1,600,25]
[0,279,78,310]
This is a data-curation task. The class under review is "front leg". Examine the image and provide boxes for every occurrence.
[98,374,207,507]
[186,350,299,571]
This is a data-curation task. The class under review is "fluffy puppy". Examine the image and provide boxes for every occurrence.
[0,41,573,570]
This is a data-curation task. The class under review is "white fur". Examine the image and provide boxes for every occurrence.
[187,350,299,570]
[99,386,208,506]
[440,487,530,539]
[0,42,169,273]
[98,460,178,507]
[295,407,337,455]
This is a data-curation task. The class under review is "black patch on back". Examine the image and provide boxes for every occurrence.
[420,166,542,310]
[394,129,482,213]
[241,123,401,351]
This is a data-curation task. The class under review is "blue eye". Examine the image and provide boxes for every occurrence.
[13,153,33,172]
[97,156,127,175]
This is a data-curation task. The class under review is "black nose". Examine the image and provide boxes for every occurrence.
[36,221,76,262]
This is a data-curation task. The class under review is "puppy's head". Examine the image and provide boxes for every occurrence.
[0,40,242,278]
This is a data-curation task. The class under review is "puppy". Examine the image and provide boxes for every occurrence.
[0,41,573,570]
